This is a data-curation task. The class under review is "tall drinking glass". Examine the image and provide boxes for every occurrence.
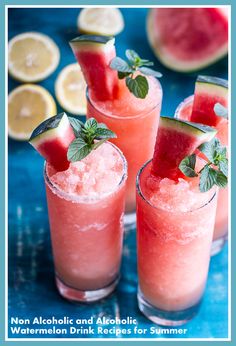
[87,78,162,226]
[175,95,228,255]
[44,143,127,302]
[136,160,218,325]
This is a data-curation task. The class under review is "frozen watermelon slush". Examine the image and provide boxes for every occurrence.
[175,76,228,255]
[136,117,218,325]
[70,35,162,220]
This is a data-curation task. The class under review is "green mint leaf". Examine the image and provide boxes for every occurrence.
[214,103,228,119]
[110,57,133,73]
[140,60,154,66]
[95,127,117,139]
[126,75,149,99]
[199,164,228,192]
[198,140,216,162]
[67,137,92,162]
[198,137,223,163]
[138,67,162,78]
[218,158,228,177]
[118,71,131,79]
[125,49,140,63]
[179,154,198,177]
[215,145,227,161]
[214,170,228,188]
[84,118,97,133]
[68,117,84,136]
[199,166,216,192]
[96,122,108,129]
[206,139,228,169]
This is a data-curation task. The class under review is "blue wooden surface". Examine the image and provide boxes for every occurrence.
[8,8,228,339]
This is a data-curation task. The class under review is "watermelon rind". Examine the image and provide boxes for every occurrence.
[29,112,70,146]
[160,116,217,142]
[147,9,228,72]
[69,35,115,52]
[196,75,228,89]
[195,75,228,100]
[69,34,118,101]
[152,116,217,180]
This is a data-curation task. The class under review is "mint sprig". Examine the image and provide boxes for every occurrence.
[110,49,162,99]
[67,117,116,162]
[179,138,228,192]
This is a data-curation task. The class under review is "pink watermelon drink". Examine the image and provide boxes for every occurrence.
[45,143,127,301]
[30,114,127,302]
[136,116,222,326]
[70,35,162,220]
[175,76,228,255]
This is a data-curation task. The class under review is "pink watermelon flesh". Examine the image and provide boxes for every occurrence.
[70,35,119,101]
[190,75,228,127]
[29,113,75,172]
[148,8,228,71]
[152,116,217,181]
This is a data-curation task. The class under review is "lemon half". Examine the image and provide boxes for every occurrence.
[77,8,124,36]
[8,84,57,140]
[8,32,60,82]
[55,63,87,115]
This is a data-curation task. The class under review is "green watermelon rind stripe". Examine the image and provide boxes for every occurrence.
[29,113,68,145]
[69,35,115,51]
[195,81,228,101]
[70,35,114,44]
[196,75,228,89]
[160,116,217,141]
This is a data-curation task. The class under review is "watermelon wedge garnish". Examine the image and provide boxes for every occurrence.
[147,8,228,72]
[69,35,119,101]
[152,116,217,181]
[191,75,228,127]
[29,113,75,172]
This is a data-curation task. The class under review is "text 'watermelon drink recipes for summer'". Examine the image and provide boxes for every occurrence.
[70,35,163,225]
[136,117,228,326]
[175,75,229,255]
[29,113,127,302]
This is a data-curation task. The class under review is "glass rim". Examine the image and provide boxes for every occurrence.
[86,78,162,120]
[136,159,217,214]
[44,142,128,204]
[174,94,194,119]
